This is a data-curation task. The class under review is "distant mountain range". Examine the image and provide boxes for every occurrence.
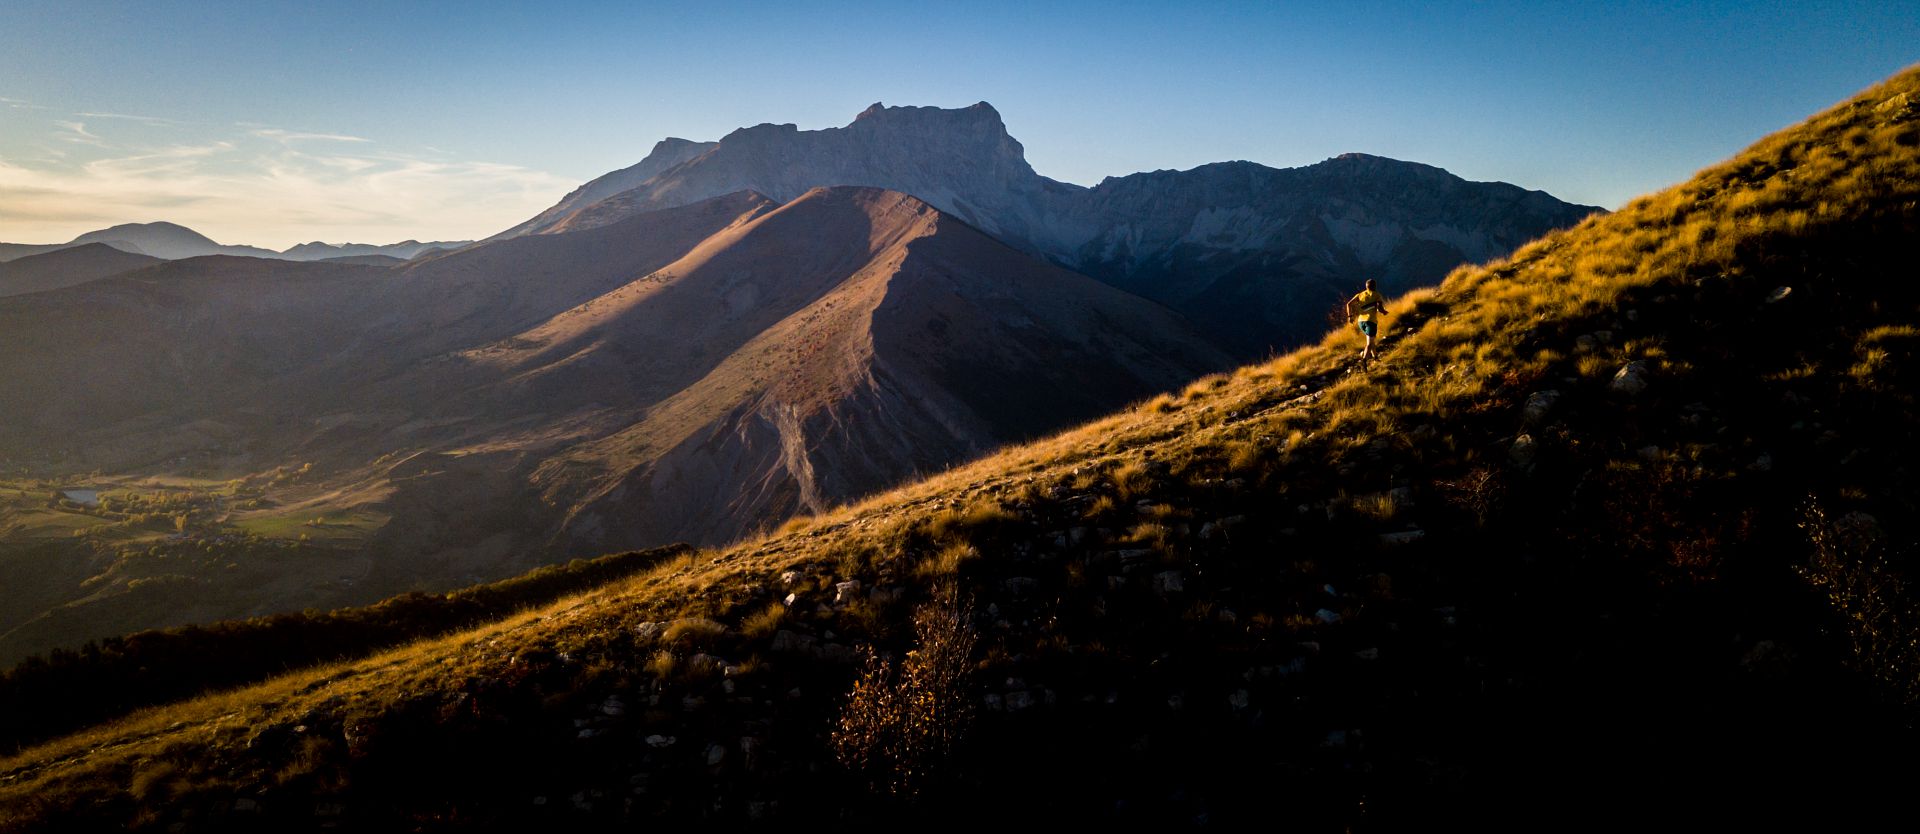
[500,101,1602,353]
[0,100,1598,658]
[0,221,470,264]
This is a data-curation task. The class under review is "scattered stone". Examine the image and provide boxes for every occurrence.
[1355,648,1380,661]
[1748,453,1774,473]
[601,697,626,717]
[645,734,677,749]
[1575,334,1597,353]
[1315,608,1341,624]
[1153,570,1184,595]
[1522,390,1562,426]
[1609,361,1651,396]
[706,744,728,766]
[984,693,1004,711]
[771,629,815,654]
[833,580,863,604]
[1228,689,1251,711]
[577,728,604,739]
[1005,690,1035,711]
[1004,576,1039,597]
[1509,434,1538,468]
[778,570,801,586]
[782,592,799,607]
[232,798,259,814]
[1378,529,1426,547]
[1388,486,1415,509]
[1767,286,1793,303]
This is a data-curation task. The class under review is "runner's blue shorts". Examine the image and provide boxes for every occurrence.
[1357,320,1376,338]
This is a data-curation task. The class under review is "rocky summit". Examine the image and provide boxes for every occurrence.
[500,102,1601,353]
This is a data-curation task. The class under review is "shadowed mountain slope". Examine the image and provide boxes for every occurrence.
[4,64,1916,834]
[0,244,161,298]
[0,188,1227,663]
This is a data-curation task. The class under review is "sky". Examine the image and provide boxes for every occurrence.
[1,1,1914,249]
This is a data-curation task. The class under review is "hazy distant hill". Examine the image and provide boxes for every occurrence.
[64,222,280,260]
[0,243,161,297]
[0,224,471,263]
[280,239,474,261]
[500,101,1600,351]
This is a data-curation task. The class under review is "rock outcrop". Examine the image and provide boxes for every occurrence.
[498,102,1603,353]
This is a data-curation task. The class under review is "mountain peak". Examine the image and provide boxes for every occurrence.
[75,221,217,247]
[845,100,1005,129]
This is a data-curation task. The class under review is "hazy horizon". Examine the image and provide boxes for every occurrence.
[2,1,1914,249]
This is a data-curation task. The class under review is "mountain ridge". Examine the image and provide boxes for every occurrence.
[498,101,1602,352]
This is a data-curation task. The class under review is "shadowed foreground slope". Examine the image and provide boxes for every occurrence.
[4,68,1920,831]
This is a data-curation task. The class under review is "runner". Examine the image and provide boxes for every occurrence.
[1345,279,1387,366]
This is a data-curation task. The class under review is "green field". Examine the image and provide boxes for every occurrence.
[232,508,388,543]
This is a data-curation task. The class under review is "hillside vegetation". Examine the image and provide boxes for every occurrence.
[4,67,1920,830]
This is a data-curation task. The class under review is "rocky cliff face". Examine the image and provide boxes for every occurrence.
[1063,155,1601,351]
[510,103,1086,247]
[501,104,1603,354]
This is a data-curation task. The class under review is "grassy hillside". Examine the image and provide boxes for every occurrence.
[3,67,1919,830]
[0,544,689,755]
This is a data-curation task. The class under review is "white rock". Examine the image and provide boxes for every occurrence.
[1610,361,1650,396]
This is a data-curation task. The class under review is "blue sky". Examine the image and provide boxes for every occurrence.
[1,1,1914,248]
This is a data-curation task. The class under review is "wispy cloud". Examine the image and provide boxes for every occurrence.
[0,95,47,110]
[51,120,108,147]
[0,116,577,248]
[251,128,370,144]
[75,111,179,125]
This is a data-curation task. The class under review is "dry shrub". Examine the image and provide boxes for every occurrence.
[915,542,980,580]
[1110,461,1153,501]
[662,618,727,649]
[741,602,786,640]
[832,586,978,797]
[1437,467,1504,527]
[1799,500,1920,705]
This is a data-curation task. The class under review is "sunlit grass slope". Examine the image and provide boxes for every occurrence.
[3,66,1919,831]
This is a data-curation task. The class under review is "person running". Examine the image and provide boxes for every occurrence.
[1345,279,1386,365]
